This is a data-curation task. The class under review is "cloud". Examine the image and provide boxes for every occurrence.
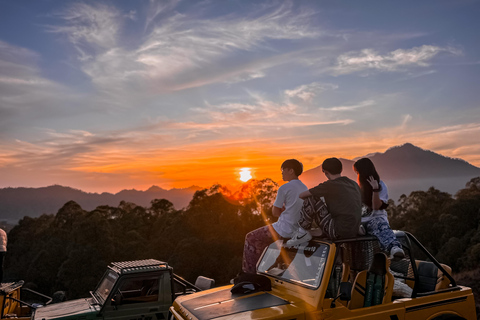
[224,71,266,84]
[145,0,180,31]
[401,114,412,129]
[46,2,321,98]
[47,3,123,60]
[285,82,338,102]
[319,99,375,112]
[0,41,85,134]
[333,45,461,75]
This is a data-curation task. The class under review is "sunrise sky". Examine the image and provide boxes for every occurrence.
[1,0,479,193]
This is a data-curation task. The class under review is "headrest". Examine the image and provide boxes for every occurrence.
[369,252,389,275]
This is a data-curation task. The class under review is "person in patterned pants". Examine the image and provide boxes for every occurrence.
[242,224,283,274]
[297,196,337,239]
[286,158,362,247]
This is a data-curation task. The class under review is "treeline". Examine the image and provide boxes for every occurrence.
[388,176,480,271]
[4,177,480,300]
[4,179,277,298]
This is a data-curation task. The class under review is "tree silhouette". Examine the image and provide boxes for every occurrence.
[4,177,479,302]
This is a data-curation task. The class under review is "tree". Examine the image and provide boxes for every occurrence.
[388,187,453,255]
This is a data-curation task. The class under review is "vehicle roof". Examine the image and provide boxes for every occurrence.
[108,259,170,275]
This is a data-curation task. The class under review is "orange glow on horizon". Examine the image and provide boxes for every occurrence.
[8,132,479,194]
[60,141,401,192]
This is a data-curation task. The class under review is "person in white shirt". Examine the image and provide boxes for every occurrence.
[242,159,308,273]
[0,228,7,283]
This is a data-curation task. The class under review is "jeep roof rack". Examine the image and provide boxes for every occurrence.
[109,259,169,274]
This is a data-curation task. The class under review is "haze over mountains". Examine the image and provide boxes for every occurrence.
[301,143,480,201]
[0,185,201,223]
[1,143,479,223]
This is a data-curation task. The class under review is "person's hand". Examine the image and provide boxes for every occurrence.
[367,176,379,189]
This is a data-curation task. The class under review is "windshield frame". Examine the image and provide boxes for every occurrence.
[91,270,119,305]
[257,240,330,289]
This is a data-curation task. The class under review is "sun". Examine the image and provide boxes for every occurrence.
[239,168,252,182]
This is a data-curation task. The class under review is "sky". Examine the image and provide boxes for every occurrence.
[1,0,479,193]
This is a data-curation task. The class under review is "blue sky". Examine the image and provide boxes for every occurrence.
[1,0,479,192]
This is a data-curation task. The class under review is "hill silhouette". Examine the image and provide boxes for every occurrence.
[0,185,201,223]
[300,143,480,201]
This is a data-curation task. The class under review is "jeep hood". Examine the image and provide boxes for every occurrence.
[33,298,100,320]
[178,288,290,320]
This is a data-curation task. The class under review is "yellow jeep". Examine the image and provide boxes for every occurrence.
[170,231,477,320]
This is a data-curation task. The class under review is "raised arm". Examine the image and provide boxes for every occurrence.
[367,176,383,210]
[299,190,312,200]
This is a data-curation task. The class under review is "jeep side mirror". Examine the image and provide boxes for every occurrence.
[111,292,122,309]
[339,282,352,301]
[331,282,352,308]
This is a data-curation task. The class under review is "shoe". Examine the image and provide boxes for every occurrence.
[285,230,312,247]
[390,246,405,261]
[358,224,366,236]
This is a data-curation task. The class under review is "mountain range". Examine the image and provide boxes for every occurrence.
[0,185,201,223]
[300,143,480,201]
[1,143,479,223]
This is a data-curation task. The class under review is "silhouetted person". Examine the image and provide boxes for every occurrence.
[242,159,308,273]
[287,157,362,246]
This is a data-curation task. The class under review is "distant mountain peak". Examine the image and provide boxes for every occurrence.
[146,185,165,192]
[385,142,423,153]
[300,143,480,202]
[384,142,473,166]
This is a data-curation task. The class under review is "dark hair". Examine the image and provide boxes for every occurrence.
[322,158,342,175]
[281,159,303,176]
[353,157,380,208]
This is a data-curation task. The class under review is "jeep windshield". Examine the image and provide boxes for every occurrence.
[257,240,329,288]
[91,270,119,305]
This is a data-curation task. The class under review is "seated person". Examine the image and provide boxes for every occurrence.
[287,158,362,246]
[242,159,308,273]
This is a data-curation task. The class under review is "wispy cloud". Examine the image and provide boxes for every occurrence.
[333,45,461,75]
[46,2,320,98]
[285,82,338,102]
[144,0,180,31]
[0,41,84,134]
[401,114,412,129]
[47,3,123,60]
[224,71,266,84]
[319,99,375,112]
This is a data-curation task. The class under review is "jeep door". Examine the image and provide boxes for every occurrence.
[101,271,173,320]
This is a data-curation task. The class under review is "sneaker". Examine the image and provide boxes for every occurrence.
[390,246,405,261]
[358,224,366,236]
[285,230,312,247]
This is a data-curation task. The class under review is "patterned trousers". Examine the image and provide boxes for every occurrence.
[242,225,282,274]
[364,217,401,252]
[298,196,338,240]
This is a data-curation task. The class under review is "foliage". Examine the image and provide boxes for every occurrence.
[388,177,480,272]
[4,176,480,302]
[3,181,271,298]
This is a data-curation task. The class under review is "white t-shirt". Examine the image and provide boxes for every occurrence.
[361,180,389,223]
[0,228,7,252]
[272,179,308,238]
